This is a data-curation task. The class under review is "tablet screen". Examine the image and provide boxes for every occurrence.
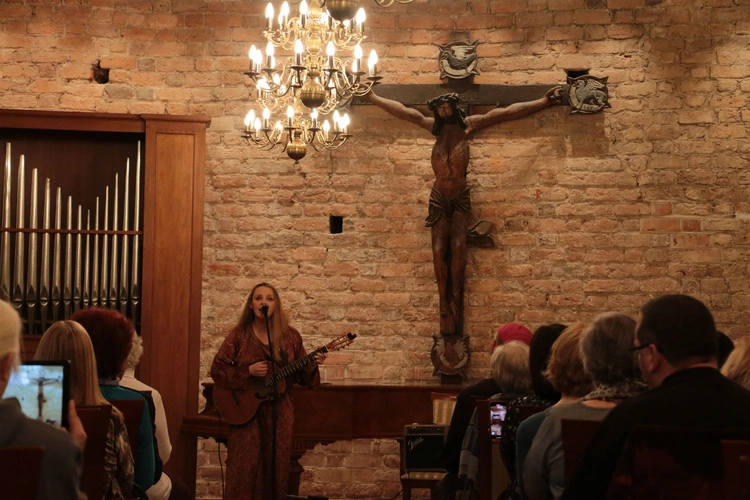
[4,361,70,428]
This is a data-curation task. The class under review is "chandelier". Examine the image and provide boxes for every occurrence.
[243,0,381,163]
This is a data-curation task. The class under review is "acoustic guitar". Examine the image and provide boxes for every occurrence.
[213,332,357,425]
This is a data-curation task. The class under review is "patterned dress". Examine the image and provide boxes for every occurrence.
[211,326,320,500]
[103,406,135,500]
[498,395,555,500]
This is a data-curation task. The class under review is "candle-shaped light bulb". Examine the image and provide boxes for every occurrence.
[280,2,289,19]
[323,119,330,139]
[265,3,274,29]
[249,45,256,61]
[354,44,363,73]
[368,50,378,77]
[254,117,261,132]
[244,110,254,130]
[286,106,295,127]
[355,8,366,25]
[279,2,289,28]
[333,110,340,132]
[265,42,275,69]
[300,0,308,27]
[342,113,350,134]
[263,107,271,129]
[310,109,318,127]
[343,19,351,32]
[321,12,328,28]
[327,41,335,69]
[275,121,283,132]
[294,39,304,66]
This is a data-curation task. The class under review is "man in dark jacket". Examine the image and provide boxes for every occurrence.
[563,294,750,499]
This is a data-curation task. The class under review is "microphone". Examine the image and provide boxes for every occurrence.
[260,304,269,316]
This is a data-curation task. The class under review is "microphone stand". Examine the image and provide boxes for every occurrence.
[262,306,279,500]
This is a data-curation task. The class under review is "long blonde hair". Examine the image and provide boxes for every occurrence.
[236,283,289,361]
[34,321,108,406]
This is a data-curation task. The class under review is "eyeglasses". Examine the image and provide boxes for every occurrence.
[628,343,653,353]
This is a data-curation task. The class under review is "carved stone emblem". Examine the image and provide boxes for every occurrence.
[431,334,470,376]
[437,41,480,80]
[567,75,610,114]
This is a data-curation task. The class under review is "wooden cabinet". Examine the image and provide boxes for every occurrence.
[0,109,210,490]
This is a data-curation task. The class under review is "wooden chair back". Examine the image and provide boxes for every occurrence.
[517,404,546,423]
[606,426,750,499]
[431,392,458,425]
[0,446,45,500]
[560,418,601,485]
[77,404,113,500]
[109,398,145,468]
[722,439,750,500]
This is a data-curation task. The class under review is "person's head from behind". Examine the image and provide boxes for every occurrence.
[35,320,106,406]
[545,323,594,399]
[0,300,21,397]
[581,312,639,387]
[491,322,533,353]
[491,340,532,394]
[721,337,750,390]
[70,308,134,380]
[529,323,567,402]
[635,294,717,387]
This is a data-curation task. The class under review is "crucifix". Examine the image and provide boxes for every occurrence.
[357,68,609,383]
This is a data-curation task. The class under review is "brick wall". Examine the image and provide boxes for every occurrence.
[2,0,750,497]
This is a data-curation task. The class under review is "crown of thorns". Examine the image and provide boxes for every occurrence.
[427,93,461,110]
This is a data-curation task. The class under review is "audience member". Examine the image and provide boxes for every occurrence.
[0,301,84,500]
[35,320,134,500]
[516,323,592,498]
[721,337,750,388]
[562,295,750,499]
[524,313,646,500]
[717,331,735,369]
[457,341,532,496]
[121,333,193,500]
[499,324,566,500]
[71,307,157,492]
[434,323,533,499]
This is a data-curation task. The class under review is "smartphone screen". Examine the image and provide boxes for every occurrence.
[3,361,70,428]
[490,402,507,438]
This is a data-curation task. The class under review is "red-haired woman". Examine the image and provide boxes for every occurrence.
[71,307,156,493]
[211,283,327,500]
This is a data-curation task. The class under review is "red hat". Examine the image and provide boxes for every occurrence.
[493,323,533,351]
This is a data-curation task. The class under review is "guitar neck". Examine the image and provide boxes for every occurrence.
[267,346,327,386]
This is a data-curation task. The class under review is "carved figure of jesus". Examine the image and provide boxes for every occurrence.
[365,88,562,336]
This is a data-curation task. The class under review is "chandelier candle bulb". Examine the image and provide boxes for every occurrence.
[286,106,294,128]
[265,3,274,30]
[368,50,378,77]
[327,42,335,69]
[294,39,303,66]
[265,42,274,69]
[263,108,271,129]
[355,8,365,34]
[244,110,254,131]
[342,113,349,135]
[354,44,363,74]
[279,1,289,27]
[300,0,308,28]
[311,109,318,128]
[333,110,340,132]
[323,120,330,140]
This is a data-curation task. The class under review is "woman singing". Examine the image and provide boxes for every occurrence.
[211,283,327,500]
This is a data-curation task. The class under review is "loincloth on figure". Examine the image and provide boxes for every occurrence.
[425,186,471,227]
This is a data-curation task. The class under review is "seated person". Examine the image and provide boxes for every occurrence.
[499,324,566,500]
[439,323,533,477]
[562,295,750,499]
[121,333,193,500]
[516,323,593,498]
[71,307,156,492]
[35,320,135,500]
[0,300,85,500]
[458,341,532,495]
[523,313,647,500]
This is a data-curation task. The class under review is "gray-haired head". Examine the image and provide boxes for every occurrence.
[581,312,639,384]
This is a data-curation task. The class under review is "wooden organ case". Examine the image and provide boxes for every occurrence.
[0,109,210,490]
